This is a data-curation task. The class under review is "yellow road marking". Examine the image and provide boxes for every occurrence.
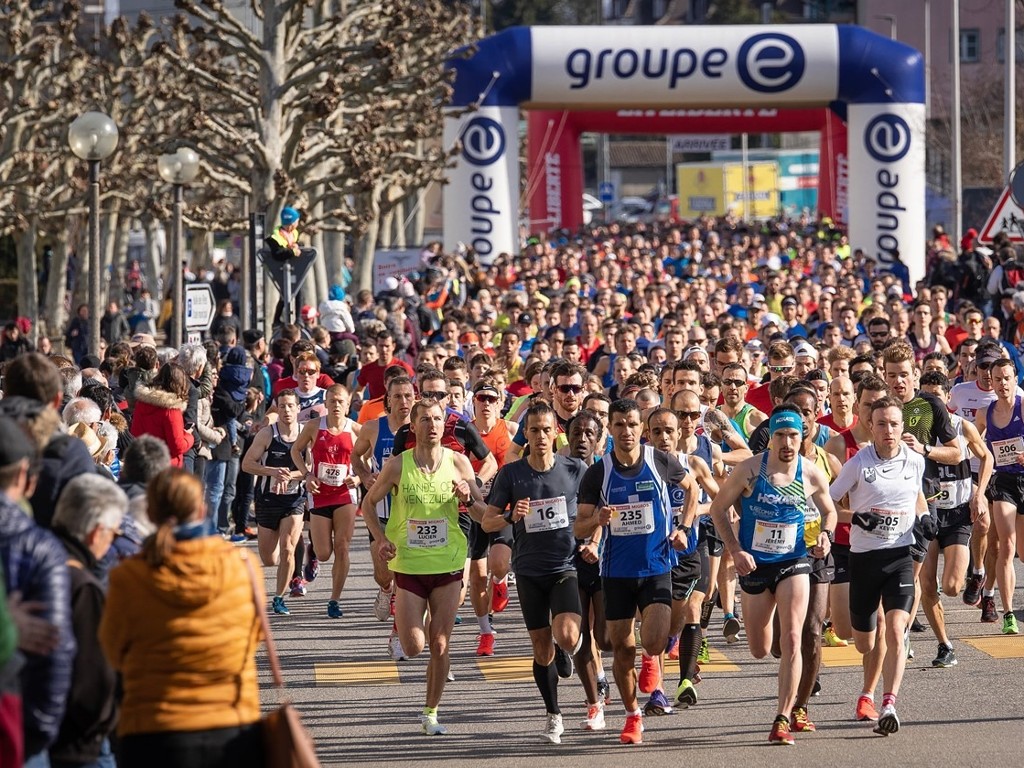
[703,647,741,672]
[477,656,535,682]
[961,635,1024,659]
[314,661,401,685]
[820,644,865,667]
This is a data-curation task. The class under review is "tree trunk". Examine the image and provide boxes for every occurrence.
[393,199,407,249]
[324,225,344,292]
[70,214,89,312]
[354,206,380,294]
[379,207,394,249]
[143,216,164,298]
[109,213,131,305]
[44,226,70,344]
[100,208,119,306]
[409,185,426,246]
[16,214,39,335]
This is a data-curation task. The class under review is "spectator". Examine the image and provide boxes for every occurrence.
[99,301,130,345]
[0,322,33,363]
[63,305,90,366]
[129,289,159,336]
[99,468,264,768]
[50,474,127,768]
[130,363,194,468]
[0,415,75,768]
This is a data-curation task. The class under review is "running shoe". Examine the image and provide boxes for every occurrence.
[303,542,319,582]
[791,706,816,732]
[812,677,822,697]
[453,615,462,625]
[1003,612,1020,635]
[910,618,926,633]
[962,572,984,606]
[856,696,879,722]
[540,713,564,744]
[476,633,495,656]
[388,632,406,661]
[904,628,914,660]
[582,704,606,731]
[229,533,249,544]
[768,715,794,745]
[723,614,741,644]
[665,633,679,660]
[674,678,697,708]
[874,704,900,736]
[289,577,307,598]
[446,668,455,682]
[980,595,998,623]
[373,586,392,622]
[555,646,574,679]
[638,653,659,693]
[597,678,612,706]
[619,713,643,745]
[327,600,343,619]
[932,643,957,667]
[697,637,711,664]
[823,626,848,647]
[421,714,447,736]
[643,689,673,716]
[491,578,509,613]
[271,596,289,615]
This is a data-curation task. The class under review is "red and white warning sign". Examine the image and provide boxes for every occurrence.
[978,186,1024,244]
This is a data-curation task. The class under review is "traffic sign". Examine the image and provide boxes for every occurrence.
[599,181,615,204]
[1010,160,1024,207]
[978,185,1024,244]
[185,283,215,330]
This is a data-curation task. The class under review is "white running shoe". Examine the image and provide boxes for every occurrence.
[373,586,392,622]
[874,704,900,736]
[421,714,447,736]
[388,632,406,661]
[582,703,606,731]
[541,712,564,744]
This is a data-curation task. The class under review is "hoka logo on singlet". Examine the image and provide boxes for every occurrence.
[756,491,803,507]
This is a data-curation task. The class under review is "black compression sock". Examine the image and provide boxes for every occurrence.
[679,623,702,681]
[533,660,560,714]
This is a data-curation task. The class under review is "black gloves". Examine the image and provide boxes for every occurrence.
[852,511,882,532]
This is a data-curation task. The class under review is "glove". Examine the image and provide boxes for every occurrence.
[852,511,882,532]
[914,513,939,541]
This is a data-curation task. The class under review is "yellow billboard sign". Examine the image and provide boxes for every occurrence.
[676,164,725,218]
[724,161,779,218]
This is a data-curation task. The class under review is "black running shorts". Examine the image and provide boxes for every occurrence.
[255,505,304,532]
[808,552,835,585]
[516,570,581,631]
[848,546,915,632]
[937,503,972,549]
[986,472,1024,507]
[671,552,702,601]
[738,557,811,596]
[831,543,851,585]
[603,573,672,622]
[698,518,724,557]
[573,549,602,596]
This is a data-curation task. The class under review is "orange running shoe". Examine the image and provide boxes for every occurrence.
[476,632,495,656]
[619,713,644,744]
[791,706,816,732]
[638,653,659,694]
[768,715,795,745]
[856,696,879,722]
[491,578,509,613]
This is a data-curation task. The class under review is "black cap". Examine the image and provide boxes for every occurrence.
[518,312,534,325]
[977,344,1003,366]
[0,415,35,467]
[242,329,264,346]
[80,354,102,369]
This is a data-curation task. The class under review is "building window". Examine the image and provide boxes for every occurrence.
[960,29,980,63]
[997,28,1024,63]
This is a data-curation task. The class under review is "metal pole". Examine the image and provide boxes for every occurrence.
[952,0,962,247]
[88,160,101,358]
[282,260,293,327]
[1006,0,1016,177]
[741,132,749,221]
[172,183,184,349]
[924,0,931,120]
[240,194,250,330]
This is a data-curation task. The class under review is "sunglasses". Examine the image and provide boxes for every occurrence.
[769,365,794,373]
[977,362,993,370]
[723,378,746,388]
[296,368,318,375]
[474,394,499,404]
[556,384,584,394]
[676,410,702,421]
[420,391,448,400]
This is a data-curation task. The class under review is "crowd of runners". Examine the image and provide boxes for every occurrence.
[1,213,1023,761]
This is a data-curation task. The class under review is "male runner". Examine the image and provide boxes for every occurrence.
[575,399,689,745]
[241,390,306,615]
[710,407,836,745]
[830,396,938,735]
[361,400,486,736]
[351,376,415,633]
[481,402,587,744]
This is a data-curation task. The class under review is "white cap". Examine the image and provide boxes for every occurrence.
[760,312,782,329]
[793,341,818,360]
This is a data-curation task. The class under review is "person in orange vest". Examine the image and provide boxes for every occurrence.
[266,206,302,260]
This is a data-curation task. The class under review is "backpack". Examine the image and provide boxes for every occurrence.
[999,258,1024,294]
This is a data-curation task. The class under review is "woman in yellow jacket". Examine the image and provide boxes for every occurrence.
[99,468,264,768]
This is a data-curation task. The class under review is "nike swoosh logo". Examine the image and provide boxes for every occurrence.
[903,475,914,480]
[899,583,914,588]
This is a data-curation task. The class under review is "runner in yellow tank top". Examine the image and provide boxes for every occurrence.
[361,400,486,737]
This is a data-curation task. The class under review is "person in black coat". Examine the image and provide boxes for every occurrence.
[50,474,126,768]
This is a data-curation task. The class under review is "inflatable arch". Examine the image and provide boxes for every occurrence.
[444,25,925,284]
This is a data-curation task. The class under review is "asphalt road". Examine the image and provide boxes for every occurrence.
[253,532,1024,767]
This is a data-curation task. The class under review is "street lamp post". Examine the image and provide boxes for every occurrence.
[68,111,118,358]
[157,148,200,349]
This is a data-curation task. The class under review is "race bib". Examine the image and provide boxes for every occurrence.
[752,520,799,554]
[935,481,957,510]
[317,462,347,486]
[609,502,655,536]
[406,518,447,548]
[868,507,907,540]
[524,496,569,533]
[992,437,1023,468]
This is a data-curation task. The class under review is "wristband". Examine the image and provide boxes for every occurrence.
[678,524,692,538]
[502,508,514,524]
[823,529,835,543]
